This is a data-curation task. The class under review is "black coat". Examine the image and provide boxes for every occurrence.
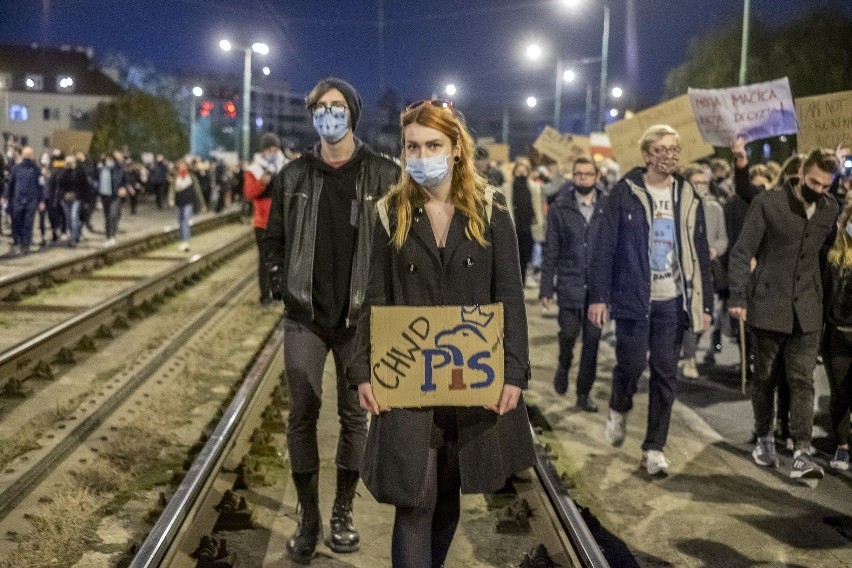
[348,190,535,506]
[539,184,606,309]
[729,180,838,334]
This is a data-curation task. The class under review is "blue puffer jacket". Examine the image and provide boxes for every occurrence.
[4,159,44,203]
[539,183,606,309]
[588,167,713,332]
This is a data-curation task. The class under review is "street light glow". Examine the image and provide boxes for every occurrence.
[526,96,538,108]
[560,0,582,8]
[252,43,269,55]
[525,44,543,60]
[611,86,623,98]
[445,84,457,96]
[609,108,619,118]
[563,69,576,82]
[219,39,232,51]
[262,66,271,76]
[192,86,203,97]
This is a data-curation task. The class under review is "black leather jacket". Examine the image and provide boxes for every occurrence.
[263,143,400,327]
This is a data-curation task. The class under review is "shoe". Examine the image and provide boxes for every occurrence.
[553,368,568,396]
[328,468,360,553]
[641,450,670,476]
[790,450,824,480]
[829,447,850,471]
[103,238,116,248]
[576,394,598,412]
[287,472,322,564]
[752,436,778,467]
[681,357,699,379]
[178,241,190,252]
[604,409,627,447]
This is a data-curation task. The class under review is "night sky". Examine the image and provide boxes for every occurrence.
[0,0,848,110]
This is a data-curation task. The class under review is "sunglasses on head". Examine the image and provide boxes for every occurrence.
[404,98,455,113]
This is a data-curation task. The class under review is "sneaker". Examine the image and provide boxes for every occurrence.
[790,450,824,480]
[752,436,778,467]
[641,450,670,476]
[829,447,850,471]
[680,357,699,379]
[604,409,627,447]
[553,368,568,396]
[178,241,190,252]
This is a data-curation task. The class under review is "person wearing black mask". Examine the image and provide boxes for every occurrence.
[540,157,606,411]
[728,148,840,482]
[506,161,539,282]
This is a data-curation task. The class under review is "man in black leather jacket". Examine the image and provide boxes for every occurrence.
[263,77,399,564]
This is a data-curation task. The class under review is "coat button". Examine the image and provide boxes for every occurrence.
[408,263,416,273]
[465,257,473,267]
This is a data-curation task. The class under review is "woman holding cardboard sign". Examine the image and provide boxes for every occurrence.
[349,99,535,567]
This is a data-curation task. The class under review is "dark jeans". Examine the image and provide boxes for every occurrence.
[283,318,367,474]
[10,200,38,250]
[254,227,271,303]
[558,306,602,397]
[151,181,168,209]
[821,325,852,446]
[610,297,687,451]
[516,226,533,276]
[750,324,820,449]
[100,194,123,239]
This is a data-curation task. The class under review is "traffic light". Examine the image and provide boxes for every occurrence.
[224,101,237,118]
[200,101,214,118]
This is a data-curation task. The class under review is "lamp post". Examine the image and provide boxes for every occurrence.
[597,2,611,130]
[189,86,202,156]
[739,0,750,85]
[219,39,269,162]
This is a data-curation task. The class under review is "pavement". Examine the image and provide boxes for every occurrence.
[523,282,852,567]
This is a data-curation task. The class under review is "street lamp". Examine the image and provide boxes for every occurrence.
[262,66,271,76]
[219,38,269,162]
[563,69,576,83]
[609,108,619,118]
[526,96,538,108]
[445,83,457,97]
[525,43,570,130]
[189,86,202,156]
[611,86,623,98]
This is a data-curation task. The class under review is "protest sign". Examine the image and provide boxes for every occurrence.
[486,143,510,163]
[688,78,798,146]
[795,90,852,152]
[590,131,613,159]
[533,126,590,163]
[605,94,713,170]
[51,129,93,154]
[370,304,504,408]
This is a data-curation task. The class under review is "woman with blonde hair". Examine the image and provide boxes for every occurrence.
[822,200,852,471]
[349,99,535,567]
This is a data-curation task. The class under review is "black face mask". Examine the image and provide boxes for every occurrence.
[575,184,595,196]
[800,180,822,204]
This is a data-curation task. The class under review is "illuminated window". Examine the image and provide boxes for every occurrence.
[24,74,43,91]
[10,105,29,121]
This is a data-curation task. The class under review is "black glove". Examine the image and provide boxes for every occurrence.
[269,264,284,301]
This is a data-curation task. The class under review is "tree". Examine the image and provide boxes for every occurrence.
[665,10,852,99]
[91,90,188,159]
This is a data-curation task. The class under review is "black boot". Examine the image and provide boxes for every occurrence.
[329,468,360,553]
[287,471,322,565]
[553,331,572,395]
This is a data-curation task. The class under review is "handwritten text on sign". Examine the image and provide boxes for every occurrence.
[688,77,798,146]
[794,90,852,152]
[370,304,504,407]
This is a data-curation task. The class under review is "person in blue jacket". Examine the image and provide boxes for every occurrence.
[587,124,713,476]
[2,146,45,255]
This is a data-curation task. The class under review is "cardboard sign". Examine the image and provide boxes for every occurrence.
[370,304,504,408]
[51,129,93,154]
[605,94,713,170]
[533,126,590,163]
[486,143,510,163]
[589,131,613,159]
[689,77,798,146]
[794,90,852,152]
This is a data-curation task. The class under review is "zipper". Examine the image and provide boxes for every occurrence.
[345,167,365,328]
[308,171,323,322]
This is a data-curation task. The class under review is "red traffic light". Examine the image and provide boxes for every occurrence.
[224,101,237,118]
[200,101,214,117]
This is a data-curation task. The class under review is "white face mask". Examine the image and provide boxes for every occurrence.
[406,154,451,188]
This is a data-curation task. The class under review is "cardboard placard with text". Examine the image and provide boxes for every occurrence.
[486,143,510,164]
[51,129,93,154]
[533,126,590,164]
[688,78,798,146]
[605,94,713,170]
[370,304,504,408]
[794,90,852,152]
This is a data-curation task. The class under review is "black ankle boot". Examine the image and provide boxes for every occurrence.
[287,471,322,565]
[553,331,572,395]
[329,468,360,553]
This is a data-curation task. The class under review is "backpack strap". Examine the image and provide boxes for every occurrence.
[377,195,391,236]
[484,185,495,224]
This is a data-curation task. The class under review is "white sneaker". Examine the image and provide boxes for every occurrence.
[604,409,627,447]
[178,241,190,252]
[680,357,698,379]
[642,450,670,476]
[103,238,116,248]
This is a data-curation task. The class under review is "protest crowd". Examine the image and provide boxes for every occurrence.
[3,73,851,567]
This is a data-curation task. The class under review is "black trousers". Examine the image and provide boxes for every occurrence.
[822,325,852,446]
[558,306,602,397]
[516,226,534,277]
[254,227,271,303]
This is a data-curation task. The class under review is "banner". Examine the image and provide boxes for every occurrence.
[688,78,798,146]
[370,304,504,408]
[794,90,852,152]
[533,126,590,163]
[605,95,713,170]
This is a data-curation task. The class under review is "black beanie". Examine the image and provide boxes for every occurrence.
[306,77,362,131]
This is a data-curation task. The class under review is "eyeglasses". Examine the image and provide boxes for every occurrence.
[649,145,681,157]
[311,103,347,119]
[404,98,455,113]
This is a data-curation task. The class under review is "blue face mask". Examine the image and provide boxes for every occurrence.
[406,154,451,188]
[312,108,349,142]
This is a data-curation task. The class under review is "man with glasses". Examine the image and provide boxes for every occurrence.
[540,157,606,412]
[263,77,400,564]
[588,125,713,476]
